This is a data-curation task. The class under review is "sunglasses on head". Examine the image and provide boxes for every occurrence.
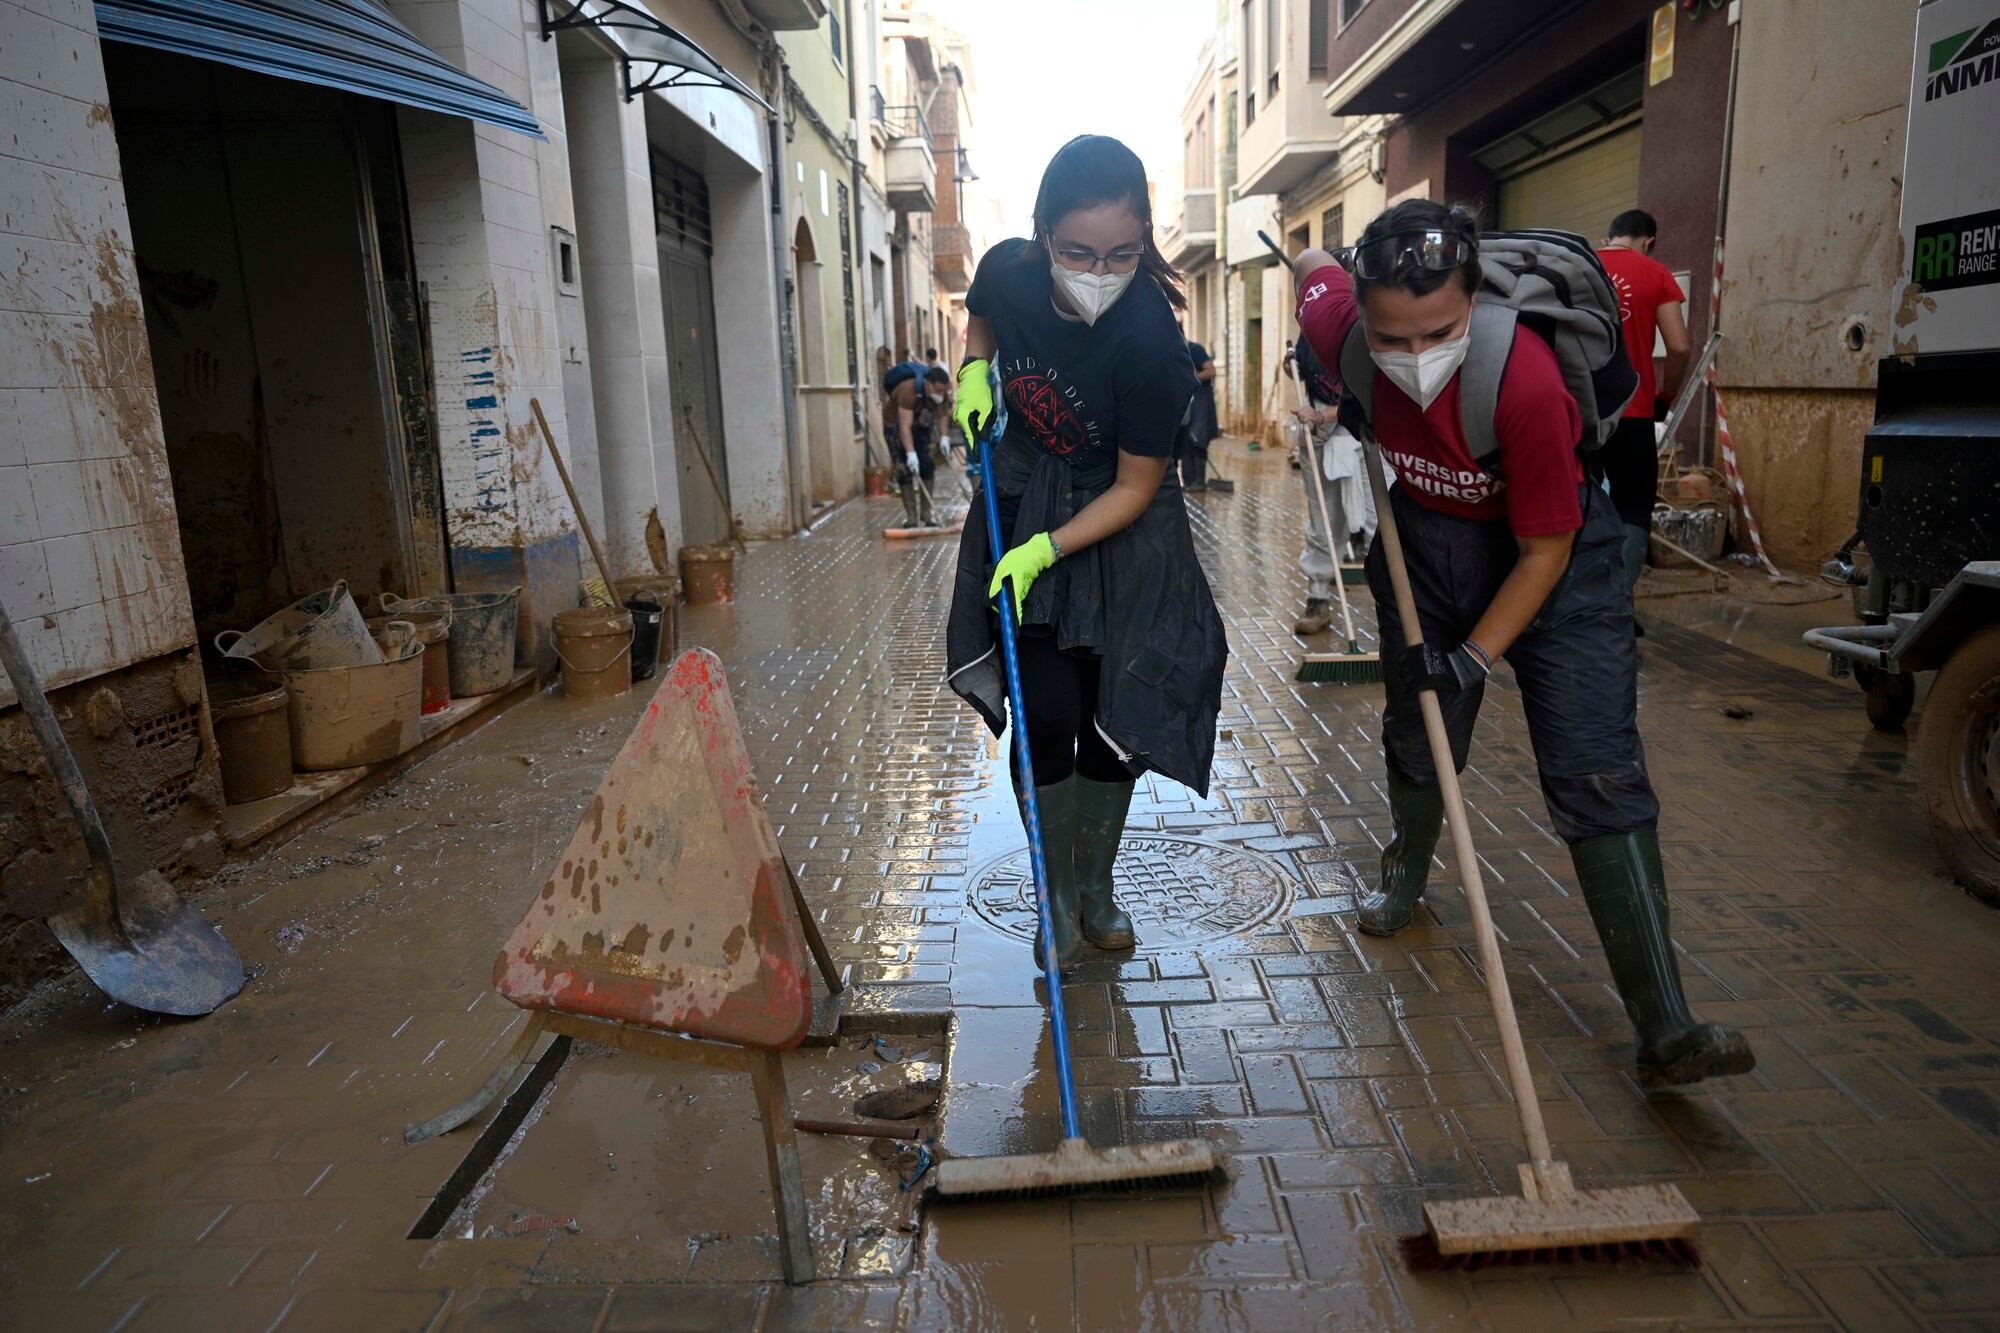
[1338,228,1473,280]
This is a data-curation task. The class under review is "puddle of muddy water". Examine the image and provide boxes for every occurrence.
[440,1037,940,1282]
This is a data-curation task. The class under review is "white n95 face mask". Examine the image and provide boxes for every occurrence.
[1370,331,1471,411]
[1049,260,1136,326]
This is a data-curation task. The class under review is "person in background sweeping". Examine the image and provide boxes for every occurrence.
[1288,336,1344,636]
[946,133,1226,968]
[1597,209,1689,607]
[880,354,948,528]
[1292,200,1752,1087]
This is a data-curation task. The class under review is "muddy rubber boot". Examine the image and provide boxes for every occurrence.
[898,475,921,528]
[1293,598,1334,636]
[1572,831,1756,1088]
[1026,776,1086,970]
[1074,776,1137,950]
[1356,769,1444,936]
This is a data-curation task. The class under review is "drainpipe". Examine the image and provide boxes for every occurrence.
[1703,14,1744,471]
[767,86,806,533]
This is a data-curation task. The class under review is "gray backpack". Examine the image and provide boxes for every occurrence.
[1337,229,1638,464]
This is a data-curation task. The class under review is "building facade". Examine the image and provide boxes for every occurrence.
[0,0,985,1004]
[1322,0,1913,567]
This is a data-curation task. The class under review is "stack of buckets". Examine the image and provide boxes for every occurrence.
[207,581,523,798]
[553,577,678,700]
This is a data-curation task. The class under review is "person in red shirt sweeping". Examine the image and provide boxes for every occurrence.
[1596,210,1690,597]
[1293,200,1752,1088]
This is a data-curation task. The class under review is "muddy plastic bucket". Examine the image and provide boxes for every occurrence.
[381,587,518,696]
[622,591,666,682]
[615,577,679,667]
[367,610,452,714]
[276,625,424,771]
[217,581,381,670]
[864,465,892,497]
[206,673,292,803]
[553,607,633,700]
[680,544,735,606]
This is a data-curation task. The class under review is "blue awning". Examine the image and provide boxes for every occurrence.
[95,0,544,138]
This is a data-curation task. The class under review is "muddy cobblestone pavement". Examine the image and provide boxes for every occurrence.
[4,446,2000,1330]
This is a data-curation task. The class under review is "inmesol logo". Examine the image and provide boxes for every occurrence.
[1926,17,2000,102]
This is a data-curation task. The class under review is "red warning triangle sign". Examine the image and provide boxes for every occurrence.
[493,649,811,1049]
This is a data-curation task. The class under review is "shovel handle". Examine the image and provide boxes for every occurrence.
[1357,436,1559,1179]
[0,601,121,926]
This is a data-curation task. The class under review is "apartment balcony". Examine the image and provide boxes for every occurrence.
[933,222,973,292]
[1324,0,1574,115]
[1238,84,1342,197]
[1165,187,1217,268]
[741,0,825,30]
[1225,193,1280,270]
[1235,0,1344,196]
[878,98,936,212]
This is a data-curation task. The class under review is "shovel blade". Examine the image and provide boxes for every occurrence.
[48,870,245,1016]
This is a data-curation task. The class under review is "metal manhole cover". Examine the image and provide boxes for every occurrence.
[967,835,1295,952]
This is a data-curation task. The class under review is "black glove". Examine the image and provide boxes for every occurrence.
[1399,642,1489,695]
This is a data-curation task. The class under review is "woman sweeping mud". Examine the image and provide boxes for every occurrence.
[946,135,1227,969]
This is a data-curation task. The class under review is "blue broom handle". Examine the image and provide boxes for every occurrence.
[977,412,1083,1143]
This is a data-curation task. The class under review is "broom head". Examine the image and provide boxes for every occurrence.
[882,520,965,539]
[934,1135,1218,1198]
[1296,650,1383,684]
[1406,1172,1700,1269]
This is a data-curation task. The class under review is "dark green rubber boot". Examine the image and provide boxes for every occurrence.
[1573,831,1757,1088]
[1074,777,1137,950]
[1026,776,1086,970]
[1356,768,1445,936]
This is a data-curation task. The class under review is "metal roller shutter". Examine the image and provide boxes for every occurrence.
[1497,123,1642,240]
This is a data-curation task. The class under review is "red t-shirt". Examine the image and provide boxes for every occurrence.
[1295,264,1584,537]
[1596,246,1685,419]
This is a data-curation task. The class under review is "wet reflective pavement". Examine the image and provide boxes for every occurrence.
[3,442,1999,1329]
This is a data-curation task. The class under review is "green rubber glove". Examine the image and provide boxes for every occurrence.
[955,359,994,452]
[989,532,1057,619]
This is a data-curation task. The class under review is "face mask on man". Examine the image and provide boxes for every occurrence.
[1048,251,1136,326]
[1369,327,1472,411]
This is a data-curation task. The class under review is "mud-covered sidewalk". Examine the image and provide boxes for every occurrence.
[3,444,1999,1331]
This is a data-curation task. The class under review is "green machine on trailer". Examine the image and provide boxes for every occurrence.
[1809,0,2000,902]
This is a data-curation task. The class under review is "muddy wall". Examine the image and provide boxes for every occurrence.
[1722,388,1875,568]
[0,650,224,1012]
[387,0,586,664]
[0,0,224,1008]
[0,0,197,710]
[1716,0,1913,564]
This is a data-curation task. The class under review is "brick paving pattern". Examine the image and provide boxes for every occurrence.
[1,444,1997,1329]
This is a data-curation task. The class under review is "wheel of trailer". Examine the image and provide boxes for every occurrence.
[1918,625,2000,907]
[1855,663,1918,731]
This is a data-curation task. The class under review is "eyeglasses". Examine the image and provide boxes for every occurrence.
[1338,229,1473,281]
[1050,239,1145,274]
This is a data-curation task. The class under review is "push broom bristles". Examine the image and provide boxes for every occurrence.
[1295,644,1383,684]
[1400,1232,1702,1272]
[933,1136,1219,1199]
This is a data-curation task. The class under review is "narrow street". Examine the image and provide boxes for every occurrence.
[2,445,1997,1330]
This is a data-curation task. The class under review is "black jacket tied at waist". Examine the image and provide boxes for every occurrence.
[945,433,1228,797]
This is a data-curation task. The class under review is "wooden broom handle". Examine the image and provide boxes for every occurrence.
[530,397,618,597]
[1359,436,1559,1178]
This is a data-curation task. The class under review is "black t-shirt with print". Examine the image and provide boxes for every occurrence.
[966,238,1197,467]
